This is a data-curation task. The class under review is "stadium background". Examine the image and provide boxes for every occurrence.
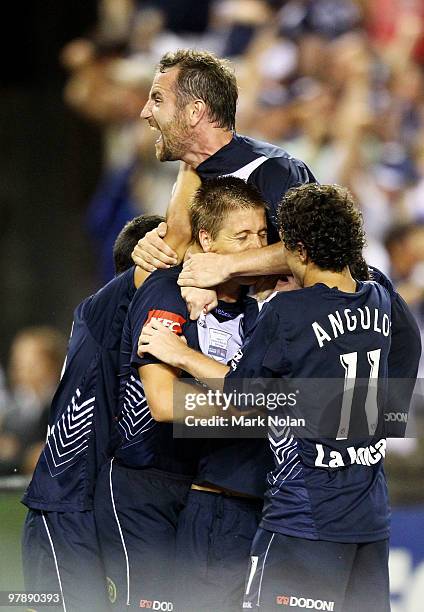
[0,1,423,610]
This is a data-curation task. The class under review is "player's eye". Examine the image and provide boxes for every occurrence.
[237,235,248,241]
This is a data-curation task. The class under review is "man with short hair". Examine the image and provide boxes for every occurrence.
[133,48,316,316]
[20,210,171,612]
[94,176,273,611]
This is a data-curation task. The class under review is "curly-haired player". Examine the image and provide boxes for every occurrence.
[139,182,420,612]
[278,183,365,272]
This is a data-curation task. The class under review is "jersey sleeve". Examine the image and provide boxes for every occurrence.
[129,276,188,370]
[370,267,422,436]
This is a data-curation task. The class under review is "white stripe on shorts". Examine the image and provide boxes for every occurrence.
[109,458,131,606]
[257,533,275,607]
[41,511,67,612]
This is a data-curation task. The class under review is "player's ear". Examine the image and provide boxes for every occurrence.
[199,229,212,252]
[297,243,308,263]
[188,99,207,127]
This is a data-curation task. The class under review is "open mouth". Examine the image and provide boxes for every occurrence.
[149,124,162,144]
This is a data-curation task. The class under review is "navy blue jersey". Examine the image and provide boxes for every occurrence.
[22,268,137,512]
[369,267,421,436]
[225,281,392,542]
[193,294,274,498]
[114,266,272,496]
[113,266,198,474]
[113,266,248,475]
[196,134,316,243]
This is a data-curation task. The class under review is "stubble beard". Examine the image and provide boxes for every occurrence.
[156,111,192,162]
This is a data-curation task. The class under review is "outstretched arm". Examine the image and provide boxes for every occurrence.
[178,243,289,289]
[132,163,201,272]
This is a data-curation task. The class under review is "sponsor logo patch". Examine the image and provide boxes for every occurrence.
[139,600,173,610]
[276,595,335,610]
[146,310,186,334]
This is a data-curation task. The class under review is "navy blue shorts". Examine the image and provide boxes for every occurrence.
[94,459,192,610]
[175,489,263,612]
[21,508,109,612]
[243,528,390,611]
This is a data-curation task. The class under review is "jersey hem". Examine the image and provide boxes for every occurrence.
[260,519,390,543]
[21,496,92,512]
[113,463,195,482]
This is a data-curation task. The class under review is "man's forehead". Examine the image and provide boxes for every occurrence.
[221,208,267,232]
[151,66,179,92]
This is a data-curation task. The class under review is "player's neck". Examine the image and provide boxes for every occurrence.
[304,266,357,293]
[182,129,234,168]
[216,279,241,303]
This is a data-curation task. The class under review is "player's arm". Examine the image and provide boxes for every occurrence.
[139,318,229,391]
[128,274,193,420]
[138,362,182,422]
[370,267,422,436]
[132,163,201,272]
[178,242,289,288]
[178,156,316,288]
[139,304,283,418]
[139,303,282,385]
[139,360,227,422]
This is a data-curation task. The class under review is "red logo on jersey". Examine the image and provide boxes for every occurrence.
[146,310,186,334]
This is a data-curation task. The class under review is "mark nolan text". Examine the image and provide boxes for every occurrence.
[184,415,306,427]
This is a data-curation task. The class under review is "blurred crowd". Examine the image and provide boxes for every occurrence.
[1,0,423,489]
[0,327,67,476]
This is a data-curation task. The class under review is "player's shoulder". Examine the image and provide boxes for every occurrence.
[130,265,185,309]
[367,266,396,295]
[236,133,292,159]
[81,267,136,324]
[237,134,316,178]
[267,281,391,315]
[268,285,323,309]
[135,265,181,294]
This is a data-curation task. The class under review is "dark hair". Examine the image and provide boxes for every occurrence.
[158,49,238,131]
[278,183,366,272]
[190,177,266,243]
[113,215,165,274]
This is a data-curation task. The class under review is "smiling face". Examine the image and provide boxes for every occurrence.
[140,67,192,161]
[201,208,268,255]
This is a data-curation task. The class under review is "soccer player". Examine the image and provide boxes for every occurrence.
[139,184,421,612]
[20,163,199,612]
[94,177,273,611]
[131,48,318,317]
[20,214,164,612]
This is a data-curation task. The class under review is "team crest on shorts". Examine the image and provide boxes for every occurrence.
[107,576,117,604]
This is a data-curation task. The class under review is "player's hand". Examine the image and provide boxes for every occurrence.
[181,287,218,321]
[178,253,232,288]
[138,319,187,366]
[131,222,178,273]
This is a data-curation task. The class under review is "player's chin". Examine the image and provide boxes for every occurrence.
[156,146,174,162]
